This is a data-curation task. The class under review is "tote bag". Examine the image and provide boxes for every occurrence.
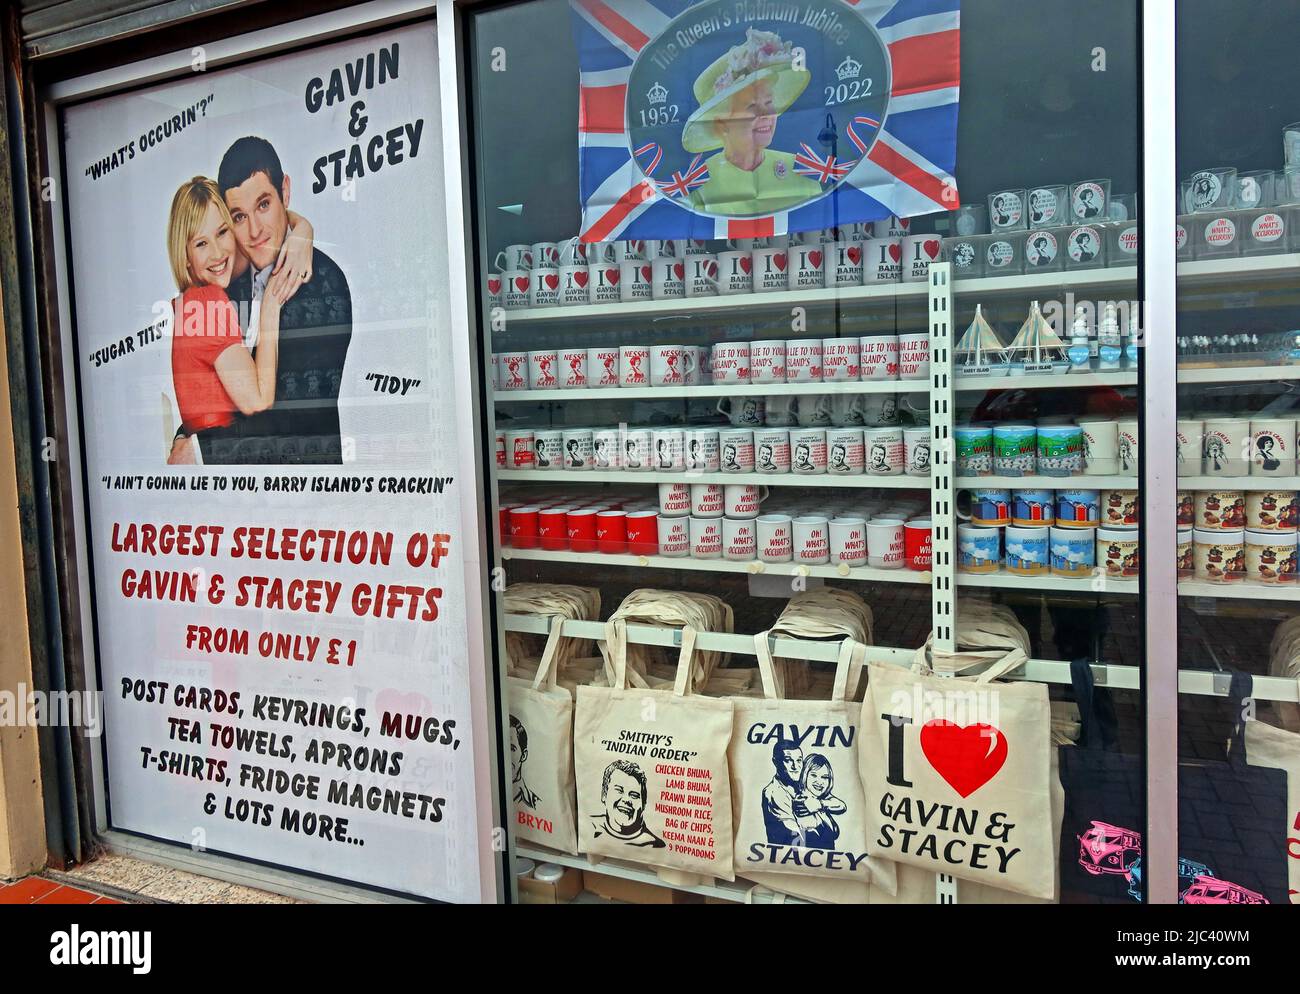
[507,625,581,854]
[575,626,736,881]
[1244,714,1300,904]
[859,648,1059,900]
[731,632,897,894]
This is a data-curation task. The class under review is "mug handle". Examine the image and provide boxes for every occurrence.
[492,250,507,272]
[716,397,731,417]
[758,486,771,504]
[558,237,578,266]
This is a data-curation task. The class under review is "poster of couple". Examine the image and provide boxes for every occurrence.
[60,23,490,903]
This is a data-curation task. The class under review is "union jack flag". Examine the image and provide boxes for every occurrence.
[572,0,961,242]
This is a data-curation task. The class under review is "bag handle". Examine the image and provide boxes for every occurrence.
[530,620,567,691]
[832,640,867,702]
[974,648,1028,684]
[752,630,787,700]
[673,627,700,698]
[1068,657,1118,749]
[1227,670,1253,768]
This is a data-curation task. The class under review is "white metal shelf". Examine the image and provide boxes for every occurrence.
[1176,252,1300,285]
[1177,476,1300,490]
[500,614,1300,702]
[955,475,1138,489]
[514,844,772,903]
[956,571,1139,594]
[1177,365,1300,385]
[1179,580,1300,601]
[497,469,927,488]
[954,370,1136,391]
[952,265,1137,298]
[502,546,929,585]
[494,379,913,403]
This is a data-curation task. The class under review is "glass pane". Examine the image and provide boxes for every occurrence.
[467,0,1142,904]
[948,0,1142,905]
[1174,0,1298,906]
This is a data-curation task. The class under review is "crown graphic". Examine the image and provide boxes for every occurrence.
[836,54,862,81]
[647,80,668,105]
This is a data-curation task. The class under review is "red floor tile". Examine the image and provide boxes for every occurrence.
[36,885,100,905]
[0,877,61,903]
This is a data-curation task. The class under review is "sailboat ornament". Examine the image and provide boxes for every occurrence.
[1006,300,1070,375]
[954,304,1008,377]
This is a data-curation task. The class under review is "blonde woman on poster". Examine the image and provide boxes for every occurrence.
[683,28,822,217]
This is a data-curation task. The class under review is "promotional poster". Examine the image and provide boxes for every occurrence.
[62,22,487,902]
[572,0,960,241]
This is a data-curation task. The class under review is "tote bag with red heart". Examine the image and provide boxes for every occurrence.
[859,652,1057,900]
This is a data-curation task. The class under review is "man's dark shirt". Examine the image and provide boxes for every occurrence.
[193,246,351,464]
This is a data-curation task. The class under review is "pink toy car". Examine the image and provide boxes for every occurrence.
[1077,821,1142,876]
[1181,876,1267,905]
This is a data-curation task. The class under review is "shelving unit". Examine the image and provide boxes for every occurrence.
[1178,580,1300,601]
[494,379,911,403]
[501,546,929,584]
[1177,365,1300,385]
[953,370,1137,391]
[955,475,1138,489]
[1177,476,1300,490]
[497,469,928,488]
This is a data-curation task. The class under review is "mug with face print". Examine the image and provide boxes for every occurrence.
[716,395,766,428]
[528,349,559,390]
[826,428,865,476]
[561,428,594,470]
[684,428,720,473]
[795,393,834,428]
[588,346,620,387]
[623,428,653,472]
[619,345,650,388]
[682,345,706,385]
[652,428,685,471]
[790,428,828,475]
[718,428,755,473]
[754,427,791,474]
[592,427,622,469]
[532,428,564,471]
[649,345,684,387]
[559,347,588,389]
[497,350,529,392]
[764,394,798,427]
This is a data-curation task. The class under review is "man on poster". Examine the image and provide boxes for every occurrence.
[171,136,353,465]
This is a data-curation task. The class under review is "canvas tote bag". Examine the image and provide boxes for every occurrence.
[575,626,736,881]
[506,624,582,854]
[597,589,733,689]
[503,583,600,678]
[859,647,1059,900]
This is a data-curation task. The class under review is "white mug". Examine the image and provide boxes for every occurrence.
[686,255,719,297]
[719,428,755,473]
[679,238,710,256]
[529,269,560,307]
[865,426,905,475]
[689,516,723,559]
[495,244,532,271]
[558,264,591,306]
[658,515,690,557]
[826,428,865,476]
[619,345,650,387]
[716,250,754,295]
[651,256,686,299]
[603,239,645,262]
[786,339,823,383]
[618,261,653,302]
[589,262,622,303]
[682,345,706,385]
[710,342,751,384]
[796,393,834,427]
[764,395,799,427]
[497,350,529,391]
[592,428,622,469]
[503,429,534,469]
[502,269,530,310]
[722,517,757,561]
[558,347,588,389]
[756,514,794,563]
[866,517,906,569]
[830,517,868,567]
[751,341,787,384]
[649,344,684,387]
[1251,418,1296,477]
[830,393,867,427]
[691,483,725,518]
[859,334,900,380]
[752,247,789,293]
[588,346,620,387]
[652,428,684,470]
[532,428,564,471]
[872,216,911,239]
[754,428,791,474]
[789,245,826,291]
[822,338,861,382]
[904,426,931,476]
[863,238,902,284]
[1078,418,1120,475]
[561,427,593,470]
[530,242,560,269]
[901,233,943,283]
[716,395,765,427]
[825,241,864,288]
[658,481,692,517]
[527,349,559,390]
[643,239,678,259]
[484,273,503,308]
[724,483,768,519]
[559,237,589,266]
[790,428,828,475]
[898,333,931,381]
[684,428,720,472]
[793,516,831,564]
[623,428,653,472]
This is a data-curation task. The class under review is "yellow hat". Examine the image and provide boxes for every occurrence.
[681,27,810,154]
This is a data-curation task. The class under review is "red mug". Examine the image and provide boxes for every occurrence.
[596,510,628,554]
[567,508,599,553]
[625,510,659,556]
[508,506,540,549]
[538,507,570,551]
[904,519,932,571]
[499,504,515,546]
